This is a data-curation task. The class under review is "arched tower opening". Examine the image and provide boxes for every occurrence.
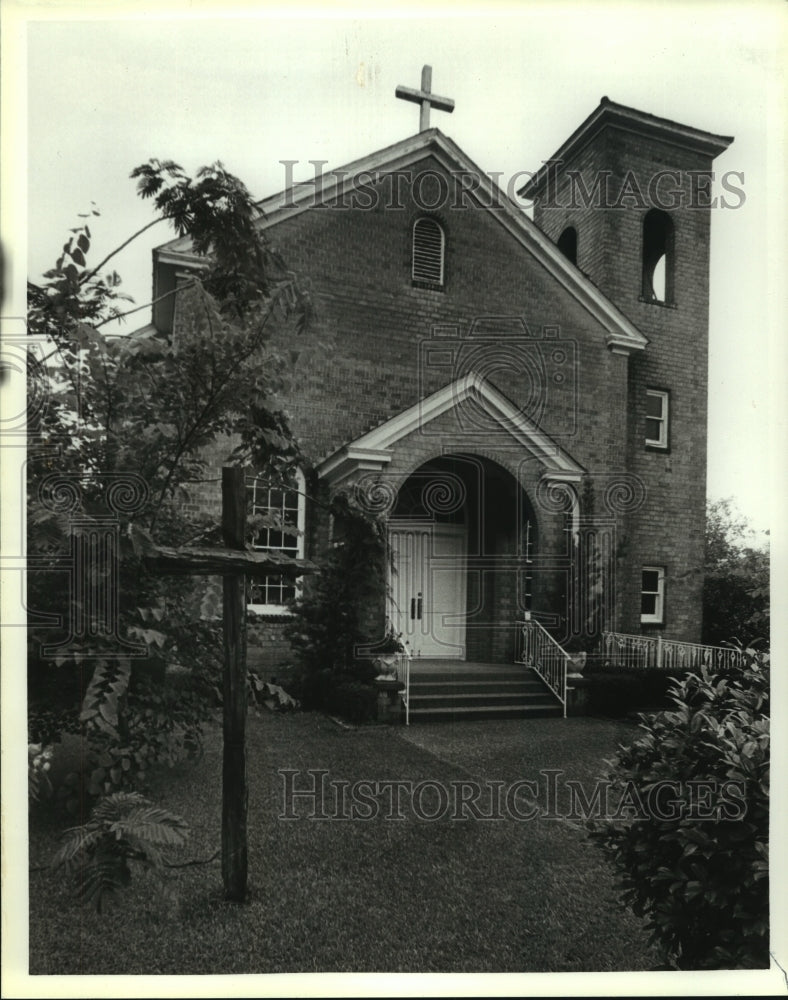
[557,225,578,265]
[641,208,674,304]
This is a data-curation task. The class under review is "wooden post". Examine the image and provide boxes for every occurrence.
[134,473,315,903]
[221,465,248,901]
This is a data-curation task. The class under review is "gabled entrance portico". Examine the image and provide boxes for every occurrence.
[316,371,586,665]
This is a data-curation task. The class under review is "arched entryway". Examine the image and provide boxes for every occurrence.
[387,454,538,663]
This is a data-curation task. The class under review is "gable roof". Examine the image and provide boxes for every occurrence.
[316,370,586,487]
[520,96,734,200]
[154,129,647,355]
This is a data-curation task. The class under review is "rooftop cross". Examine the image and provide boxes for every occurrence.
[395,65,454,132]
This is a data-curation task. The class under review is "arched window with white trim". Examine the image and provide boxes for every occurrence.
[247,468,306,612]
[412,217,445,286]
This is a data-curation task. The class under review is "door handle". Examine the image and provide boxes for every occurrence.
[410,597,416,620]
[417,593,422,620]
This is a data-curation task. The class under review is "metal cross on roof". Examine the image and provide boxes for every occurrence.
[395,65,455,132]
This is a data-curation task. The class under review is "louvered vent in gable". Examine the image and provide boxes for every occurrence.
[412,217,445,285]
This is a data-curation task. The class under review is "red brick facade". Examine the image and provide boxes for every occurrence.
[155,100,732,667]
[525,102,732,641]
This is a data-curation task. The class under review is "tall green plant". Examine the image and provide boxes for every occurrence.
[285,489,388,685]
[703,499,769,648]
[27,160,315,799]
[590,649,769,969]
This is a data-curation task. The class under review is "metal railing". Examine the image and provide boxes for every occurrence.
[600,631,745,673]
[516,618,568,717]
[396,650,412,725]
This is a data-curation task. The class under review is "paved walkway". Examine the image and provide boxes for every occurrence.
[397,713,637,789]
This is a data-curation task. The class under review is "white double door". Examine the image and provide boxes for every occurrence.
[388,520,467,658]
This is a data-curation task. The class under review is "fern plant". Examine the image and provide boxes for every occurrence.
[52,791,189,911]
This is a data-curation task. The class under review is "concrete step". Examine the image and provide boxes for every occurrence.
[404,664,563,721]
[409,691,557,709]
[410,670,528,684]
[408,703,563,722]
[409,679,545,696]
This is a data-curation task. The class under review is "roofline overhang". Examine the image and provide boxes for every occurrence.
[154,129,647,354]
[316,371,586,488]
[519,96,734,200]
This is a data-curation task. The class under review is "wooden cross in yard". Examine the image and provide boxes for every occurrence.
[396,65,455,132]
[135,466,314,902]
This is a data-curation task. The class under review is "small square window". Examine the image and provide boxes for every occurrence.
[641,566,665,624]
[645,389,669,449]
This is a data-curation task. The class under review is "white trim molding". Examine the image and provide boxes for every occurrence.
[316,371,585,487]
[645,388,670,449]
[153,128,648,355]
[247,468,306,615]
[641,565,666,624]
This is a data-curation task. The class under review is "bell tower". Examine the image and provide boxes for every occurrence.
[521,99,734,640]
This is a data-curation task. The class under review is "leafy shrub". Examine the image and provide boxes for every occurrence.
[590,649,769,969]
[369,622,409,656]
[703,499,769,647]
[285,490,388,674]
[28,705,83,771]
[27,157,313,818]
[54,612,222,807]
[293,668,378,724]
[285,488,389,723]
[247,674,300,712]
[28,744,54,804]
[52,791,189,912]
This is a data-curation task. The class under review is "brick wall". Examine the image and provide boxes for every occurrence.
[247,618,294,677]
[168,143,696,662]
[251,154,627,475]
[532,126,718,641]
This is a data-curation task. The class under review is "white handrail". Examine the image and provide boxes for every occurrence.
[516,618,568,717]
[397,650,412,725]
[601,631,744,672]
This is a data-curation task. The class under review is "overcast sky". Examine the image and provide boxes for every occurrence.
[19,2,786,537]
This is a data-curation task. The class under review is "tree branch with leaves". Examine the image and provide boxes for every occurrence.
[27,158,315,817]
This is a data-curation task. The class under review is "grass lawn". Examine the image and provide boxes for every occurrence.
[29,711,658,975]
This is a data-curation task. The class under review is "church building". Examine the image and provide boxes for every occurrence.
[148,76,733,688]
